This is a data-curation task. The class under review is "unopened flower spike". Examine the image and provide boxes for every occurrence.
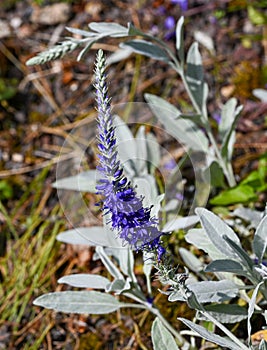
[94,49,165,257]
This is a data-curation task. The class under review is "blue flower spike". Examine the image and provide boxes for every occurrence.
[94,49,165,259]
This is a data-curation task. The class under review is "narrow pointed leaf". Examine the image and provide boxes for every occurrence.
[120,40,170,62]
[178,318,240,349]
[205,259,246,275]
[198,304,248,323]
[248,281,264,346]
[176,16,184,63]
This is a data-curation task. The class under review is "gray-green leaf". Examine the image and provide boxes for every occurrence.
[33,291,124,314]
[152,317,179,350]
[120,40,170,62]
[178,318,240,350]
[253,215,267,264]
[58,274,110,289]
[52,170,97,193]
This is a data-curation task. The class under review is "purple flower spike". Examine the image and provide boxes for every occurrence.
[94,50,164,255]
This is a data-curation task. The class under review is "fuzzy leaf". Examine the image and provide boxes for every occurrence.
[198,304,248,324]
[34,291,124,314]
[58,274,110,289]
[178,318,240,350]
[253,215,267,264]
[179,247,203,273]
[52,170,97,193]
[120,40,170,62]
[196,208,241,259]
[88,22,128,37]
[205,259,246,275]
[152,318,179,350]
[144,93,209,151]
[188,280,239,303]
[186,42,204,111]
[162,215,199,232]
[176,16,184,63]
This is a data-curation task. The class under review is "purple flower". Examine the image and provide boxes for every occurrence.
[171,0,188,12]
[212,112,221,124]
[94,50,165,256]
[164,16,176,31]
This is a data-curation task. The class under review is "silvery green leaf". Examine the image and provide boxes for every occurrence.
[150,193,164,219]
[66,27,96,37]
[33,291,124,314]
[195,208,241,259]
[253,88,267,102]
[176,16,184,63]
[96,246,124,280]
[248,281,264,346]
[178,318,240,350]
[179,247,203,274]
[202,161,225,188]
[162,215,199,233]
[146,132,161,169]
[253,215,267,264]
[152,317,180,350]
[143,251,153,295]
[197,304,248,323]
[185,228,227,261]
[106,47,133,65]
[88,22,128,37]
[220,99,243,161]
[135,126,148,175]
[120,40,170,62]
[52,170,97,192]
[57,226,126,248]
[144,94,209,152]
[194,30,215,54]
[188,280,239,303]
[223,236,254,272]
[58,274,110,289]
[233,207,262,228]
[168,290,185,302]
[105,278,131,294]
[113,115,137,177]
[133,175,158,209]
[186,42,204,111]
[108,248,136,281]
[205,259,246,275]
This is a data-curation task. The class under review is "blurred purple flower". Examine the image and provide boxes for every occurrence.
[212,112,221,124]
[171,0,188,12]
[164,158,177,170]
[164,16,176,30]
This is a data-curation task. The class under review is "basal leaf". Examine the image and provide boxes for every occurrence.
[58,274,110,289]
[33,291,124,314]
[152,317,179,350]
[120,40,170,62]
[195,208,241,259]
[178,318,240,350]
[188,280,239,303]
[198,304,248,323]
[52,170,97,193]
[205,259,246,275]
[253,215,267,264]
[144,93,209,152]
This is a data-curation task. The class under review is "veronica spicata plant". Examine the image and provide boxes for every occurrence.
[28,18,267,350]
